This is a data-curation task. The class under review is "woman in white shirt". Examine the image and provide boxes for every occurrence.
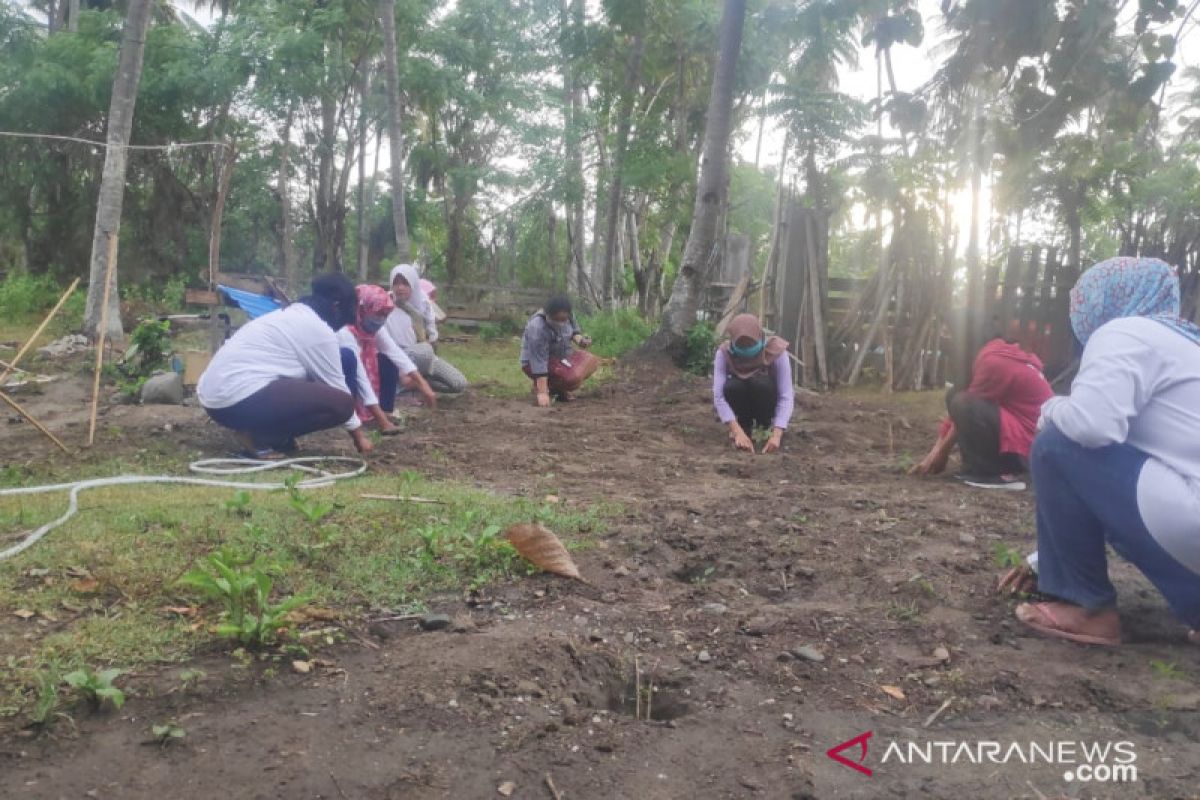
[382,263,469,403]
[336,283,437,427]
[1000,257,1200,647]
[198,273,371,457]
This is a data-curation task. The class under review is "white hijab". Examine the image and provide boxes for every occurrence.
[387,263,437,346]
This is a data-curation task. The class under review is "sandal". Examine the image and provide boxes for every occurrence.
[1015,601,1122,646]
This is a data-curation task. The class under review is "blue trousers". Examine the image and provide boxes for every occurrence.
[339,347,361,400]
[1031,426,1200,628]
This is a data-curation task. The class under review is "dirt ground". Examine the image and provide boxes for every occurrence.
[2,357,1199,799]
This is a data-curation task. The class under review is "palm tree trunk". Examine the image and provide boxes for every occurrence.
[378,0,411,262]
[655,0,747,350]
[82,0,153,341]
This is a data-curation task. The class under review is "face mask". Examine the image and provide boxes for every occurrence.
[361,317,385,334]
[731,337,766,358]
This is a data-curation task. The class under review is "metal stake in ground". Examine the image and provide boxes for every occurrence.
[88,231,119,447]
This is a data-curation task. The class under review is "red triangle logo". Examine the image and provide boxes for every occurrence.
[826,731,873,776]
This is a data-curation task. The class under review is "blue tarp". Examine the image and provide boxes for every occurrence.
[218,285,284,320]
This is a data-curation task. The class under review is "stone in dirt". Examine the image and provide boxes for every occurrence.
[702,602,728,615]
[792,645,825,663]
[140,372,184,404]
[697,649,712,663]
[419,613,453,631]
[37,334,89,358]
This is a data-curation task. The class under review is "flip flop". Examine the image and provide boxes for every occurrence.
[233,448,287,461]
[1015,602,1122,646]
[379,426,402,437]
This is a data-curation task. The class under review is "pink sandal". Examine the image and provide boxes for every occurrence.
[1015,602,1122,646]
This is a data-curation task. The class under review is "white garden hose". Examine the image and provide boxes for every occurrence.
[0,457,367,563]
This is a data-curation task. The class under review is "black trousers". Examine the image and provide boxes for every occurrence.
[946,388,1025,478]
[205,378,353,451]
[724,371,777,432]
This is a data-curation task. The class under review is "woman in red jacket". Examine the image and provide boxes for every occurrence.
[910,336,1054,489]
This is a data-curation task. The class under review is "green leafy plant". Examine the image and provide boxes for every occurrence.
[1150,659,1185,681]
[284,474,338,524]
[223,490,252,516]
[992,543,1025,569]
[106,318,173,398]
[27,665,64,727]
[63,666,125,710]
[177,547,307,647]
[577,308,654,358]
[683,320,718,376]
[150,721,187,746]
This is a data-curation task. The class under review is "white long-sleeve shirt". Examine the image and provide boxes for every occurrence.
[335,326,419,408]
[197,304,360,431]
[1040,316,1200,573]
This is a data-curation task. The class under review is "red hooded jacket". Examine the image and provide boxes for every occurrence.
[938,339,1054,458]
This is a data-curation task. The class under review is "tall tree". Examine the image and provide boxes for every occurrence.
[378,0,412,262]
[654,0,747,351]
[82,0,154,340]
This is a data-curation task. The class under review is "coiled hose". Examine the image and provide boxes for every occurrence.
[0,457,367,563]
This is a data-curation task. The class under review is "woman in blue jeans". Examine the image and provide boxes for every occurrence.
[999,257,1200,646]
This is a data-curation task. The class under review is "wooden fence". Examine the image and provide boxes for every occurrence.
[978,245,1076,376]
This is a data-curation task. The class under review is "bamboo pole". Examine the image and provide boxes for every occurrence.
[88,232,119,447]
[0,278,80,387]
[0,390,69,453]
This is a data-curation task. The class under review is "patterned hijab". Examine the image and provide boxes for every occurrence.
[720,314,789,379]
[349,284,395,420]
[1070,257,1200,346]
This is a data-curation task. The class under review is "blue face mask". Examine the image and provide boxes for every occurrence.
[731,337,766,358]
[361,317,385,335]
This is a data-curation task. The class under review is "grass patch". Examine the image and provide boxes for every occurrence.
[577,308,653,359]
[0,468,609,720]
[442,332,623,399]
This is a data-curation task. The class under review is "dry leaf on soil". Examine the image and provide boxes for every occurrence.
[880,685,906,701]
[504,522,582,581]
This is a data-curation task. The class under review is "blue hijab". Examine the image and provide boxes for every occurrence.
[1069,257,1200,347]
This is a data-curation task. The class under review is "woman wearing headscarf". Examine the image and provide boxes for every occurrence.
[382,263,469,403]
[713,314,794,454]
[337,284,437,429]
[998,257,1200,647]
[520,294,599,406]
[198,273,371,457]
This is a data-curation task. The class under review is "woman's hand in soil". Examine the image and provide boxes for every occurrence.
[349,428,374,455]
[910,447,949,476]
[536,392,551,408]
[729,423,754,453]
[762,428,783,454]
[997,564,1037,595]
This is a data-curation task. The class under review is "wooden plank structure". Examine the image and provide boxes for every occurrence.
[765,201,833,388]
[980,245,1077,376]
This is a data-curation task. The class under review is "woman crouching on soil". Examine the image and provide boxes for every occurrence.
[713,314,794,455]
[384,264,469,404]
[336,284,437,432]
[197,273,372,457]
[910,328,1052,489]
[520,295,599,407]
[998,257,1200,647]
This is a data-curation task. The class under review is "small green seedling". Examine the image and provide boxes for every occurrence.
[28,666,64,727]
[179,669,206,690]
[992,542,1025,569]
[177,547,307,647]
[150,722,186,746]
[64,667,125,710]
[289,493,338,524]
[223,490,252,516]
[1150,659,1185,681]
